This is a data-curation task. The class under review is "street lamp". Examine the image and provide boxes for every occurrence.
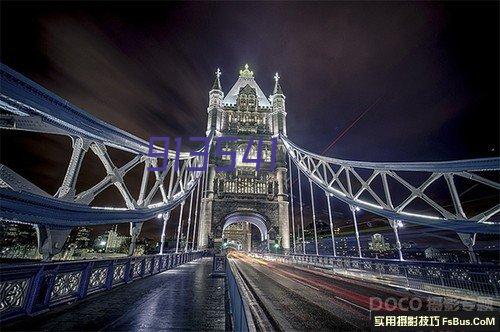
[390,219,404,261]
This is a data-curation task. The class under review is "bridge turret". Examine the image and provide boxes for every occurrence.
[207,68,224,135]
[270,72,287,136]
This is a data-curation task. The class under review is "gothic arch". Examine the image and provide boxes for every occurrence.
[221,211,269,241]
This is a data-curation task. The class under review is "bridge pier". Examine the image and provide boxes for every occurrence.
[129,222,143,256]
[35,225,72,261]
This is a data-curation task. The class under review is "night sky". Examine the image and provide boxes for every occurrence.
[1,1,498,246]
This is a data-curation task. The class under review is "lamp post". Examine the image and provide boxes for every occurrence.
[389,219,404,261]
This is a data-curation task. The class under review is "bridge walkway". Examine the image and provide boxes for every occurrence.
[4,257,226,331]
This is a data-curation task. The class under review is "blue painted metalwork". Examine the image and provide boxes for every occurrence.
[0,64,211,228]
[0,251,206,322]
[0,186,196,227]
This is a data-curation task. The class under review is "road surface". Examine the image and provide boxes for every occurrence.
[229,252,424,331]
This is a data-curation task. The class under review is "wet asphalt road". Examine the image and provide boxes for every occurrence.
[230,253,422,331]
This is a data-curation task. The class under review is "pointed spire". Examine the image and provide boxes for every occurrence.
[273,72,283,95]
[211,68,222,91]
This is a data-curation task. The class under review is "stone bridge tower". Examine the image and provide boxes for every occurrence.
[197,65,289,252]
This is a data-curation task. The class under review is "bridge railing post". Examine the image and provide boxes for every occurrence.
[25,266,45,315]
[78,261,94,299]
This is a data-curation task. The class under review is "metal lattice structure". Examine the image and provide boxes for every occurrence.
[1,64,500,326]
[1,63,499,262]
[0,64,208,258]
[282,135,499,235]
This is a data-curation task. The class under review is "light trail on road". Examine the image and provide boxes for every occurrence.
[229,252,429,331]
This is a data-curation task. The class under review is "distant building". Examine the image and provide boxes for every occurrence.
[424,246,440,259]
[0,222,36,246]
[336,236,348,255]
[424,246,459,263]
[91,226,130,254]
[223,222,251,251]
[369,233,391,258]
[74,227,92,249]
[0,222,38,259]
[94,234,108,252]
[106,226,129,253]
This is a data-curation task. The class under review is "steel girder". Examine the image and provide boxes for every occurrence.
[0,64,209,227]
[282,135,500,234]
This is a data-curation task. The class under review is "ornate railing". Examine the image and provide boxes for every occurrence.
[0,251,206,322]
[251,253,500,300]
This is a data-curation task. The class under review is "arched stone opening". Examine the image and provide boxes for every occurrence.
[221,211,269,252]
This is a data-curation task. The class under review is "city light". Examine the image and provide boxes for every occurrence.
[157,213,163,219]
[355,206,360,212]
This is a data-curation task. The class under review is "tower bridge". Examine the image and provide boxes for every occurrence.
[1,64,499,330]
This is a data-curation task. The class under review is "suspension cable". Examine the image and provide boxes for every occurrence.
[309,179,319,255]
[325,192,337,257]
[203,164,209,198]
[350,205,362,258]
[184,190,194,252]
[175,191,186,253]
[160,162,177,255]
[297,167,306,254]
[288,155,296,253]
[191,174,202,251]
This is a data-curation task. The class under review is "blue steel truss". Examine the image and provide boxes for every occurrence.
[0,64,209,227]
[282,135,500,234]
